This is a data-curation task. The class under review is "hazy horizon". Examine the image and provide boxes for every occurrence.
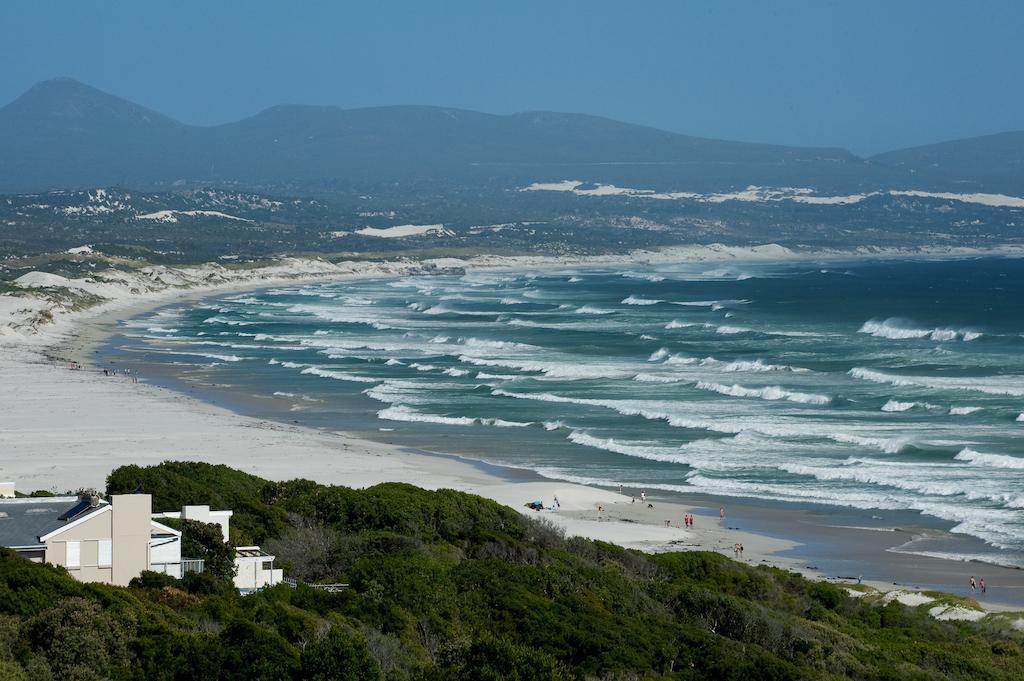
[2,0,1022,156]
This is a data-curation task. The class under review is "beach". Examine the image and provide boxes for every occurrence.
[2,248,1023,615]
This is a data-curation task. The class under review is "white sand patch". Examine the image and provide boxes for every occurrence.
[136,210,253,223]
[889,190,1024,209]
[520,180,583,192]
[928,604,986,621]
[520,180,1024,209]
[355,224,453,238]
[883,590,935,607]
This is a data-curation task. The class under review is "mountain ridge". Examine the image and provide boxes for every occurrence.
[0,77,1019,194]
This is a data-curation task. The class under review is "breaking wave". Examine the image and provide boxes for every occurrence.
[622,295,662,305]
[955,448,1024,470]
[859,318,982,342]
[695,381,831,405]
[848,367,1024,396]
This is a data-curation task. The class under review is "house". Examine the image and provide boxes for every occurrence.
[0,484,283,591]
[153,504,232,542]
[234,545,284,593]
[0,491,183,586]
[153,502,283,591]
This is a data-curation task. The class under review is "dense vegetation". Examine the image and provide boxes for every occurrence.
[0,461,1019,680]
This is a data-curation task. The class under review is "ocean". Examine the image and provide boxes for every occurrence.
[111,256,1024,566]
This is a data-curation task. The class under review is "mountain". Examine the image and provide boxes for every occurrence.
[871,131,1024,194]
[0,78,195,190]
[0,78,887,194]
[0,78,1019,195]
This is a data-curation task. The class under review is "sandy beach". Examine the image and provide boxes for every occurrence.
[2,247,1023,616]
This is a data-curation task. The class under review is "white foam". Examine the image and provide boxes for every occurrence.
[621,295,662,306]
[859,318,981,342]
[475,372,520,380]
[948,406,982,416]
[575,305,615,315]
[620,271,665,282]
[699,357,804,373]
[459,355,631,379]
[881,400,916,412]
[714,325,751,335]
[849,367,1024,397]
[672,299,751,308]
[695,381,831,405]
[378,405,476,426]
[955,447,1024,470]
[300,366,380,383]
[157,350,247,362]
[377,404,530,428]
[567,431,684,464]
[648,348,671,362]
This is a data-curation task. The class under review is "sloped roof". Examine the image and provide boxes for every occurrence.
[0,496,94,548]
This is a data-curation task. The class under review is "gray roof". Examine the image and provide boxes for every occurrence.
[0,496,99,548]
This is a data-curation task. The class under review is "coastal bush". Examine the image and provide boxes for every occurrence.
[162,518,237,581]
[1,462,1014,680]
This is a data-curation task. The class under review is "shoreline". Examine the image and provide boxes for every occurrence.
[3,245,1024,613]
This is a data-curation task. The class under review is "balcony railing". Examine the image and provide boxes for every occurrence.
[150,559,205,577]
[181,559,205,575]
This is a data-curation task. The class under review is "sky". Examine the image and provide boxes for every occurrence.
[1,1,1021,156]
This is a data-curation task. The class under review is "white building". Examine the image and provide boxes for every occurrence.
[0,485,283,591]
[234,546,284,593]
[153,503,283,591]
[0,492,181,586]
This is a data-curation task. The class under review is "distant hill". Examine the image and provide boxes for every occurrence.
[0,78,898,194]
[0,78,1019,195]
[871,131,1024,194]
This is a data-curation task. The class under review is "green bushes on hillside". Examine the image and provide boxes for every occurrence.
[0,461,1016,680]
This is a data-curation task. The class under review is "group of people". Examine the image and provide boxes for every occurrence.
[683,513,695,527]
[969,575,987,595]
[101,366,138,383]
[732,543,745,559]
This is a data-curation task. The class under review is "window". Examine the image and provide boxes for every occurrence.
[98,539,112,567]
[65,541,81,568]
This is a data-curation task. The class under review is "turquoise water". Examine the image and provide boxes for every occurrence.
[117,257,1024,563]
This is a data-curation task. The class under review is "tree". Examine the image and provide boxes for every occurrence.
[300,622,382,681]
[218,620,300,681]
[25,597,134,681]
[165,519,236,582]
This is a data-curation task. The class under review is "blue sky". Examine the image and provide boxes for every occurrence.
[1,1,1020,155]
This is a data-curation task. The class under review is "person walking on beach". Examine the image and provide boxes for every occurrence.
[719,506,725,521]
[640,490,646,503]
[553,495,560,511]
[980,577,986,594]
[969,576,977,594]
